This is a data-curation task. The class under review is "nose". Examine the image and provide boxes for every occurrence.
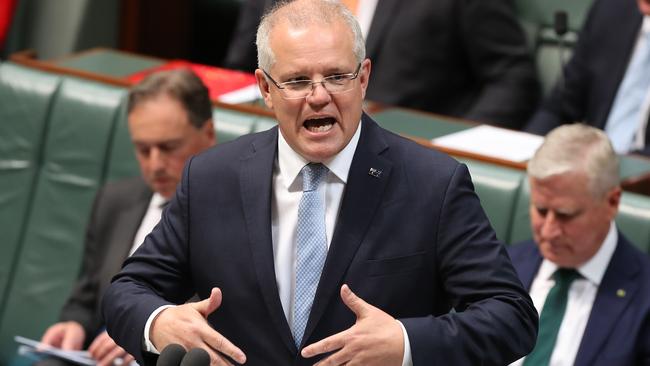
[149,147,166,172]
[540,212,562,240]
[305,82,332,107]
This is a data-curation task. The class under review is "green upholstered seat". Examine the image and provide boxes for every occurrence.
[460,159,527,243]
[617,192,650,253]
[104,99,140,182]
[0,77,126,363]
[0,63,61,318]
[214,107,258,143]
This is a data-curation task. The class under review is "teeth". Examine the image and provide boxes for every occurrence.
[308,124,333,132]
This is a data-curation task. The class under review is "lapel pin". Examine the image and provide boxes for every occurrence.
[616,289,626,298]
[368,167,382,178]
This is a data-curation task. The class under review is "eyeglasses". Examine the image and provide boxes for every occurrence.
[262,63,362,99]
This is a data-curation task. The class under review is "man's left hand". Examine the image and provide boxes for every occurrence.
[301,284,404,366]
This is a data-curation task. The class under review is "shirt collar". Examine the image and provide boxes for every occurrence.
[276,119,362,190]
[643,16,650,35]
[150,192,167,209]
[539,221,618,286]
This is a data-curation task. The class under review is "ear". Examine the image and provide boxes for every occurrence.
[359,58,371,100]
[201,118,217,146]
[606,186,622,219]
[255,69,274,109]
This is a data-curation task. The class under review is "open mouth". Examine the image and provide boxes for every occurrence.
[304,117,336,133]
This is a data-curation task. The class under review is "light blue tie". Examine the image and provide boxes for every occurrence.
[605,28,650,153]
[292,163,329,348]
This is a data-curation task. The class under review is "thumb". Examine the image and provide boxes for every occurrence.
[192,287,223,318]
[340,284,371,318]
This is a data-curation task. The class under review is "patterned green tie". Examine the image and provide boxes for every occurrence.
[523,268,581,366]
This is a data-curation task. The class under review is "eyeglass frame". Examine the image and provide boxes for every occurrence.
[262,63,362,99]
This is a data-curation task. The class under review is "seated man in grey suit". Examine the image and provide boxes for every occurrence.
[38,69,216,365]
[526,0,650,156]
[508,124,650,366]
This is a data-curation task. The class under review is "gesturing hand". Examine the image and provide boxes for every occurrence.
[301,284,405,366]
[150,287,247,366]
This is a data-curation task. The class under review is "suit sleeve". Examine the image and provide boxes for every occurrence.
[58,185,110,341]
[401,164,538,365]
[102,163,196,364]
[459,0,540,129]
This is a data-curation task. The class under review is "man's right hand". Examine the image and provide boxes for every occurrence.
[151,287,247,366]
[41,321,86,350]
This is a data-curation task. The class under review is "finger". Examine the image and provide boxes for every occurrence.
[301,331,347,358]
[41,325,64,347]
[97,346,126,366]
[204,332,246,364]
[192,287,223,318]
[196,346,235,366]
[89,335,115,362]
[87,331,108,355]
[340,284,371,318]
[313,349,353,366]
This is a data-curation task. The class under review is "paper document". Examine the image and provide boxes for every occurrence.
[432,125,544,162]
[15,335,95,365]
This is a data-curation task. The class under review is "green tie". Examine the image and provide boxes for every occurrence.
[523,268,580,366]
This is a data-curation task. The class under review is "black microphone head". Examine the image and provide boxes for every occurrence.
[180,348,211,366]
[554,10,568,37]
[157,344,187,366]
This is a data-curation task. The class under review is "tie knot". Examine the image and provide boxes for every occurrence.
[301,163,328,192]
[553,268,580,286]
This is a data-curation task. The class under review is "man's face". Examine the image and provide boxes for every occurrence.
[255,19,371,162]
[529,172,620,268]
[638,0,650,15]
[128,94,215,199]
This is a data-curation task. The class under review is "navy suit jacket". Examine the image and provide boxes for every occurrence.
[224,0,539,128]
[103,115,537,365]
[508,236,650,365]
[525,0,650,156]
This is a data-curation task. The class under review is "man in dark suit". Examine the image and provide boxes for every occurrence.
[508,124,650,366]
[224,0,539,129]
[526,0,650,156]
[38,69,215,365]
[103,1,537,365]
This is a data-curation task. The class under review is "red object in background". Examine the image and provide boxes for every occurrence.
[127,60,257,100]
[0,0,18,49]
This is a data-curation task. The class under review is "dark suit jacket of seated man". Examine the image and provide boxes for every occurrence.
[224,0,540,129]
[525,0,650,156]
[102,1,538,365]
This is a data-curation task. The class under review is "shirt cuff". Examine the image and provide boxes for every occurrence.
[143,305,175,353]
[397,320,413,366]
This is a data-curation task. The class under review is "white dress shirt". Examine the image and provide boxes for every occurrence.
[129,192,166,256]
[510,222,618,366]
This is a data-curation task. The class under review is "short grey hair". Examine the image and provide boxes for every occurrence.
[527,124,620,198]
[255,0,366,71]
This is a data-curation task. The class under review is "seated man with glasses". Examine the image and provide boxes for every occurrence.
[102,1,537,365]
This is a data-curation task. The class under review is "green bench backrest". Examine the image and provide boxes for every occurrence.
[0,64,61,315]
[0,76,126,363]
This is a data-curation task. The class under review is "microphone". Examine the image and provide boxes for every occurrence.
[179,348,211,366]
[554,10,570,89]
[156,344,187,366]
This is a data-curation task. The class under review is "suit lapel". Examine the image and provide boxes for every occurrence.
[239,128,297,353]
[574,237,641,365]
[303,115,393,344]
[364,0,401,59]
[108,180,152,272]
